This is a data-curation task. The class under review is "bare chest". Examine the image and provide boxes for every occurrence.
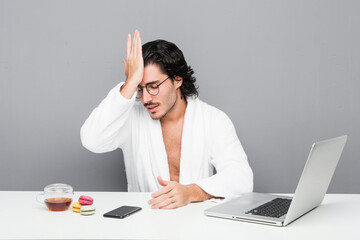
[161,121,183,182]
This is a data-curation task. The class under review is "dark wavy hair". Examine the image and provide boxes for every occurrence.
[142,40,198,99]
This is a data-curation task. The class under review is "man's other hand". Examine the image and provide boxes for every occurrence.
[148,176,213,209]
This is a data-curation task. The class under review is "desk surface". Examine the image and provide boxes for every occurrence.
[0,191,359,240]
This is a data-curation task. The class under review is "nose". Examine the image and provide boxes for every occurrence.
[141,88,153,103]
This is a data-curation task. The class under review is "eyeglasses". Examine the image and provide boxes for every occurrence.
[137,76,170,98]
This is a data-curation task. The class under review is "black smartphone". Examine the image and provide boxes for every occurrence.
[103,205,142,219]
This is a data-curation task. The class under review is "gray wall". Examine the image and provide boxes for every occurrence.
[1,0,359,193]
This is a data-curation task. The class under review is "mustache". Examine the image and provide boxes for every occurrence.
[144,102,159,107]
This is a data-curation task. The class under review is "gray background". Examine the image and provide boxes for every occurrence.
[1,0,359,193]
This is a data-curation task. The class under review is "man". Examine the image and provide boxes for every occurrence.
[80,30,253,209]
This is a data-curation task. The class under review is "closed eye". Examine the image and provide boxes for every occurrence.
[147,84,158,90]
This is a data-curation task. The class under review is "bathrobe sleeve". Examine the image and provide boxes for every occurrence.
[195,110,253,198]
[80,82,137,153]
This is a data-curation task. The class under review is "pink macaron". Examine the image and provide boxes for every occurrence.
[78,195,94,205]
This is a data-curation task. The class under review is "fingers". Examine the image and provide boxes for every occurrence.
[150,193,175,209]
[137,30,142,57]
[152,184,172,199]
[123,59,128,77]
[133,30,142,57]
[149,178,173,208]
[126,34,131,58]
[123,29,144,84]
[132,30,137,56]
[160,202,178,210]
[152,176,172,198]
[158,199,178,209]
[149,182,191,210]
[149,191,179,209]
[132,29,140,56]
[126,30,139,58]
[157,176,169,187]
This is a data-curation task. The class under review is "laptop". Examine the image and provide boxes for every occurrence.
[205,135,347,226]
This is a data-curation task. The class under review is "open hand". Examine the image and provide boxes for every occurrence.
[123,29,144,85]
[148,176,193,209]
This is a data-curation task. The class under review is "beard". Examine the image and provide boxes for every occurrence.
[148,92,178,120]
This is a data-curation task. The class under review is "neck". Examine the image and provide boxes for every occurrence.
[160,91,187,124]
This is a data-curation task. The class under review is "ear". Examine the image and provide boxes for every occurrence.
[174,76,183,89]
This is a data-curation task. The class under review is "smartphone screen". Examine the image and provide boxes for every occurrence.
[103,205,142,219]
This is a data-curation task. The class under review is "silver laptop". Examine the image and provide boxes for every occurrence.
[205,135,347,226]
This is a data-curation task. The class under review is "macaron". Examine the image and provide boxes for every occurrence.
[72,202,83,213]
[79,195,94,205]
[80,205,96,216]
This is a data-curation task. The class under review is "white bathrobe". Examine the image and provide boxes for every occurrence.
[80,82,253,198]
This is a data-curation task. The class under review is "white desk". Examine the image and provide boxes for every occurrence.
[0,191,359,239]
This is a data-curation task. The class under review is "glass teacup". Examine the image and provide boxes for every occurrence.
[37,183,73,211]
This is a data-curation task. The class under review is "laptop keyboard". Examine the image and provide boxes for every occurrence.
[246,198,292,218]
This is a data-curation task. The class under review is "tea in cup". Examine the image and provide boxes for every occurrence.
[37,183,73,211]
